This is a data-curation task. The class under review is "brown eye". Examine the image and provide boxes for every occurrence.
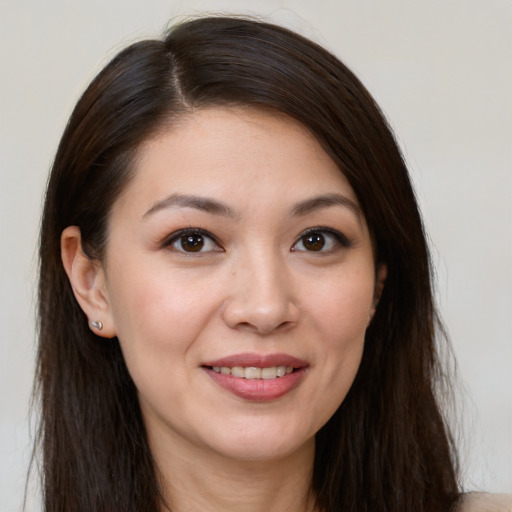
[302,233,325,251]
[180,234,204,252]
[168,230,221,254]
[292,228,349,253]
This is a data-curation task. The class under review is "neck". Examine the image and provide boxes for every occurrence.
[151,431,317,512]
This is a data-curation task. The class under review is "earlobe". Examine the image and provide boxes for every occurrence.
[368,263,387,324]
[374,264,387,305]
[61,226,116,338]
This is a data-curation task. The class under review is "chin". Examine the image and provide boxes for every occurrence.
[202,420,316,463]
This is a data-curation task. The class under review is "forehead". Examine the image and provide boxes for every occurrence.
[115,107,359,217]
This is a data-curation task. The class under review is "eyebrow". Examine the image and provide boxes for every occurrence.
[142,192,360,220]
[142,193,238,220]
[290,193,361,218]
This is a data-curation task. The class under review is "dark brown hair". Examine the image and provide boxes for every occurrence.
[35,16,460,512]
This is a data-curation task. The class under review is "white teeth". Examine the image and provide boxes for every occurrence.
[261,367,277,379]
[231,366,245,378]
[210,365,294,379]
[245,367,262,379]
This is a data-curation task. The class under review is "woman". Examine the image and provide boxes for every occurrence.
[35,15,508,512]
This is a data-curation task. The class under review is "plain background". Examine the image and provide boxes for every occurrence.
[1,1,511,510]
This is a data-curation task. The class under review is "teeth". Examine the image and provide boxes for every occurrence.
[245,367,261,379]
[276,366,286,377]
[261,367,276,379]
[211,365,294,379]
[231,366,245,378]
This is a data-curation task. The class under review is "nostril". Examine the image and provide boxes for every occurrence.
[229,318,296,335]
[275,320,294,332]
[221,284,300,334]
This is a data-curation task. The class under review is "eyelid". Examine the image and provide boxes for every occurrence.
[162,228,223,253]
[291,226,351,252]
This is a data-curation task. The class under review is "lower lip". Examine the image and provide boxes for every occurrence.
[203,367,306,401]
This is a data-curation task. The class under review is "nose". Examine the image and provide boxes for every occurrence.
[221,250,300,335]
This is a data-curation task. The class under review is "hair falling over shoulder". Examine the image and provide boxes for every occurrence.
[33,16,461,512]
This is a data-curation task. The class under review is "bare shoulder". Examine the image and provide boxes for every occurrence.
[457,493,512,512]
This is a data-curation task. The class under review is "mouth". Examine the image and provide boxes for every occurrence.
[208,365,295,380]
[201,353,308,401]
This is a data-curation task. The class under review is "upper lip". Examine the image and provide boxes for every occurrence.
[202,352,308,368]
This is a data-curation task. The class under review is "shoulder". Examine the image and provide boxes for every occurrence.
[456,493,512,512]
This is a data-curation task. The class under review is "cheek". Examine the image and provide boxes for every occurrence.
[109,261,216,333]
[305,266,375,340]
[106,273,212,426]
[303,271,374,417]
[106,267,220,380]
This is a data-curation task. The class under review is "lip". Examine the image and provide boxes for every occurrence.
[202,352,309,402]
[202,352,308,369]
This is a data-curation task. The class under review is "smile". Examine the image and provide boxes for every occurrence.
[202,353,308,401]
[210,366,294,379]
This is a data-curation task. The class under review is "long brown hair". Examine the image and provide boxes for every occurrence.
[35,16,460,511]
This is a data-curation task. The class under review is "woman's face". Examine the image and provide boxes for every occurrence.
[101,108,382,463]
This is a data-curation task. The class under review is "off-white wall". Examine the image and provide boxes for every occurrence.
[1,1,510,509]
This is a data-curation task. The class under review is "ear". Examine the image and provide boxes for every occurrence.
[369,263,387,324]
[61,226,116,338]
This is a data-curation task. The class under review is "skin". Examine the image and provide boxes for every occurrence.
[62,107,385,512]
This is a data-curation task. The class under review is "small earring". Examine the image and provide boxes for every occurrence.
[91,320,103,331]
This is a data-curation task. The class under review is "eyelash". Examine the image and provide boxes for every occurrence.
[291,227,351,253]
[162,226,351,254]
[163,228,222,254]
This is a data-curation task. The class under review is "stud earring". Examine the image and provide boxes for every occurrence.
[91,320,103,331]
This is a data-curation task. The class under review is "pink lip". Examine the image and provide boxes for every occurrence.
[202,352,309,402]
[202,352,308,368]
